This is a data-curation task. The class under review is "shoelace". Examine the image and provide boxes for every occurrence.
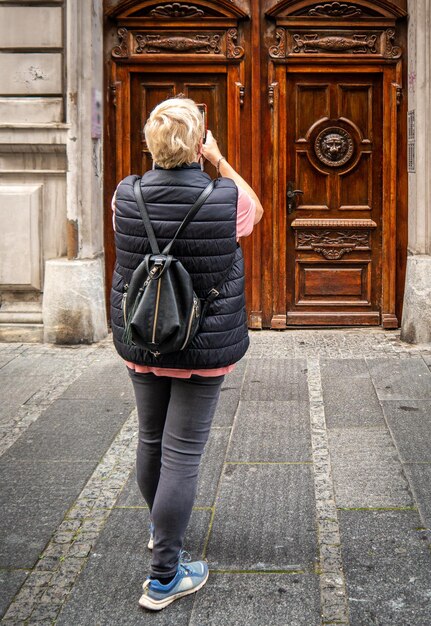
[142,549,193,591]
[179,549,191,564]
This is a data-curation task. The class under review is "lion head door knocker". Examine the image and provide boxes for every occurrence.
[315,127,354,167]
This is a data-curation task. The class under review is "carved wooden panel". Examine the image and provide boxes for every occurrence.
[269,28,401,59]
[112,27,244,59]
[298,264,369,301]
[296,83,330,140]
[307,3,365,18]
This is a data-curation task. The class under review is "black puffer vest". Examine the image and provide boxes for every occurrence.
[110,163,250,368]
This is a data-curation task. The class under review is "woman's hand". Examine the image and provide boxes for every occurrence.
[201,130,223,167]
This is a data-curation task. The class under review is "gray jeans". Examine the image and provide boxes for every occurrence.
[127,368,224,578]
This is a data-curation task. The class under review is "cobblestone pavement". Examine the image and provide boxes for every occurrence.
[1,330,431,625]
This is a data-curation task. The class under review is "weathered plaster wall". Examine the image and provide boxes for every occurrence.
[401,0,431,344]
[0,1,66,341]
[0,0,107,343]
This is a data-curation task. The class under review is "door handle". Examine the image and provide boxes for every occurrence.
[287,182,304,214]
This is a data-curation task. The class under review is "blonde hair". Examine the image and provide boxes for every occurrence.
[144,98,203,169]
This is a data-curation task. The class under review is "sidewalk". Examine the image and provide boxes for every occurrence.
[1,330,431,625]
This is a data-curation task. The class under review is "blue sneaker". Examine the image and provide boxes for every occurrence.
[147,522,154,550]
[138,559,209,611]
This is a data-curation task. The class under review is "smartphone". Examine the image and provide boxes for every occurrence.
[196,103,208,143]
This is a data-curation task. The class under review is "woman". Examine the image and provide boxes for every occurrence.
[110,98,263,611]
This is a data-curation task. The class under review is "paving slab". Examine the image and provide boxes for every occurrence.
[196,427,231,506]
[0,350,87,377]
[0,352,20,369]
[3,398,133,462]
[116,426,231,508]
[0,458,94,568]
[0,569,29,619]
[381,400,431,462]
[366,357,431,400]
[403,464,431,529]
[339,510,431,625]
[56,507,211,626]
[226,400,311,462]
[189,573,321,626]
[61,357,134,402]
[321,357,370,380]
[0,373,48,424]
[206,464,317,571]
[328,428,413,508]
[240,358,308,402]
[322,377,385,428]
[213,360,246,427]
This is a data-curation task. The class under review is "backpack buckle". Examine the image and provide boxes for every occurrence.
[207,288,220,303]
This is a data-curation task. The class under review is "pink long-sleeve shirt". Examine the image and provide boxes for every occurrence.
[112,183,256,378]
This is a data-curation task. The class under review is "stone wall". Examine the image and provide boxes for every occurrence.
[0,0,107,343]
[0,1,66,340]
[401,0,431,344]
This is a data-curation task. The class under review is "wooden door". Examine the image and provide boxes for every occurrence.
[281,69,383,325]
[129,72,228,176]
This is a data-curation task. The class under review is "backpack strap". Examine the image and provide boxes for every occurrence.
[133,178,216,256]
[133,179,160,255]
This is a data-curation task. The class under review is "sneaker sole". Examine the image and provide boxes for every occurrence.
[138,570,209,611]
[147,537,154,550]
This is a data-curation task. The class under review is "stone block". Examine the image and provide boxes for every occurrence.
[56,508,210,626]
[189,573,321,626]
[0,53,62,95]
[61,357,134,402]
[328,428,412,508]
[212,359,246,427]
[3,398,132,462]
[381,400,431,462]
[43,258,108,344]
[227,400,312,462]
[0,372,46,423]
[403,464,431,529]
[321,357,370,380]
[0,7,62,48]
[0,458,94,568]
[366,357,431,400]
[401,256,431,345]
[1,348,84,378]
[322,378,385,428]
[339,510,431,625]
[0,184,42,289]
[241,358,308,401]
[0,97,63,124]
[0,569,29,619]
[196,427,231,506]
[206,464,317,571]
